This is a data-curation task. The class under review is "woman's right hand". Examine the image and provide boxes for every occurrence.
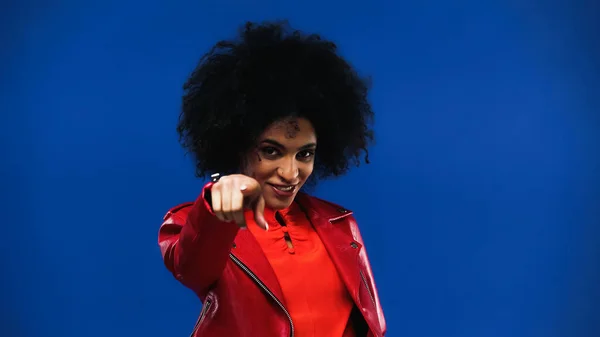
[210,174,268,230]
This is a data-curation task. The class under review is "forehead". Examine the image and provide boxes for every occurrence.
[260,118,316,143]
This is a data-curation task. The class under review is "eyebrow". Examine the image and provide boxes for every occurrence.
[260,139,317,150]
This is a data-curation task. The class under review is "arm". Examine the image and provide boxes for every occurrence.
[158,182,240,298]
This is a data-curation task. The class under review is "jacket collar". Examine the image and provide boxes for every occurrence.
[294,192,355,222]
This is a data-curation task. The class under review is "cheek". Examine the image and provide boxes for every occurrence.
[299,162,314,179]
[244,158,276,182]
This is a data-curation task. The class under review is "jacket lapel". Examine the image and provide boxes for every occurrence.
[297,194,383,336]
[229,228,286,304]
[296,194,364,305]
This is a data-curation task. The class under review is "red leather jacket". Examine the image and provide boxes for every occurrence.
[158,183,387,337]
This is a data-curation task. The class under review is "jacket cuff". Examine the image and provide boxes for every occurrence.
[188,181,239,235]
[200,181,216,215]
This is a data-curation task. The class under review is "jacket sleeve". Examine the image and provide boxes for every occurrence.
[350,215,387,336]
[158,182,240,298]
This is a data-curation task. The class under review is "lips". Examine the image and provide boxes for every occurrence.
[268,183,297,197]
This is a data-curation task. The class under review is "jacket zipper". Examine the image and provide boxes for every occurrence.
[229,253,295,337]
[190,298,213,337]
[360,270,376,308]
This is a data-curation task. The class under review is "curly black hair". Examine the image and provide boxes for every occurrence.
[177,20,374,182]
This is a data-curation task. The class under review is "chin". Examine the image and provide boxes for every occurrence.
[266,198,294,210]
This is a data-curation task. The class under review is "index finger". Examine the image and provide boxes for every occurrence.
[253,195,268,230]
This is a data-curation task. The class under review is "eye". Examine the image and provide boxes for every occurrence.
[260,146,280,157]
[297,150,315,160]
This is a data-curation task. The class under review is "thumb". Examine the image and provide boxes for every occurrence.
[253,195,268,230]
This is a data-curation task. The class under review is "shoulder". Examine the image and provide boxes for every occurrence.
[163,201,195,221]
[298,193,367,243]
[296,193,354,220]
[305,194,351,212]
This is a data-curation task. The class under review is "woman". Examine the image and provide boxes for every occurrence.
[158,21,386,337]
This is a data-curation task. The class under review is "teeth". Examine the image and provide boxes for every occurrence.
[275,185,293,191]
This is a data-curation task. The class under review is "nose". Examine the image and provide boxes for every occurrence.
[277,157,299,183]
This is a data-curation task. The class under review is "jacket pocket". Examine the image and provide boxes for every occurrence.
[190,298,213,337]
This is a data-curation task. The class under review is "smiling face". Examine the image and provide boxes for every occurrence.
[242,117,317,210]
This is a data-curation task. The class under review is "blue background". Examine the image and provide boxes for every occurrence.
[2,1,599,337]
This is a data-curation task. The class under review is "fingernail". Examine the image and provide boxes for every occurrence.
[265,222,269,231]
[240,185,247,191]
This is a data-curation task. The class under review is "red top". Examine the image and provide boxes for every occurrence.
[246,202,355,337]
